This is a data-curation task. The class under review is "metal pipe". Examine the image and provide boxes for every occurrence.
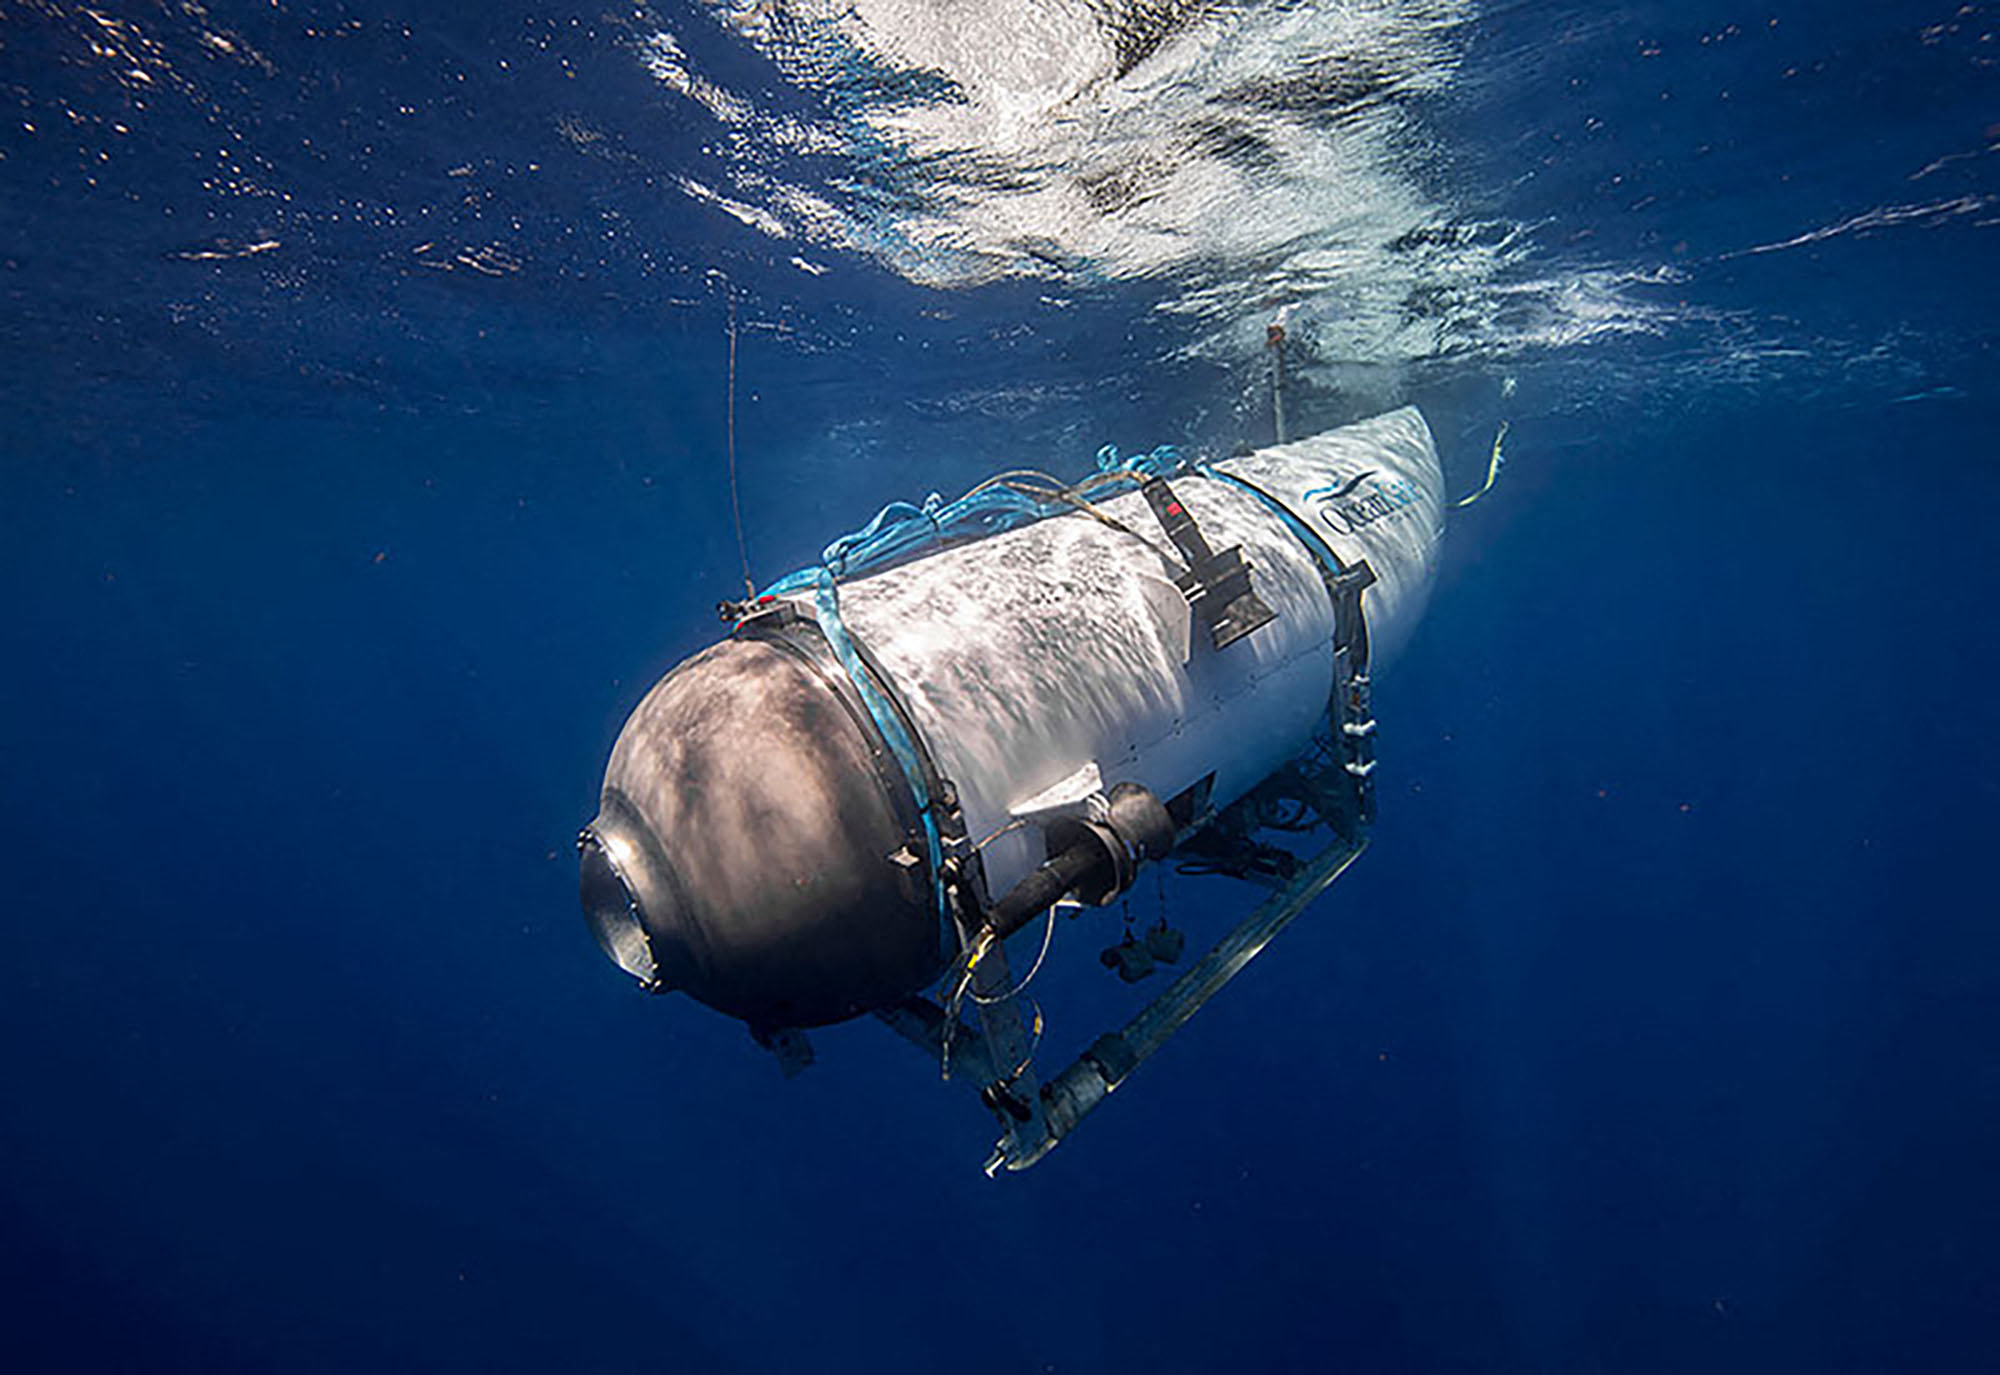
[1267,321,1289,444]
[1015,832,1370,1169]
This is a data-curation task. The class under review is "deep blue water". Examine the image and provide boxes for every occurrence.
[4,2,1997,1371]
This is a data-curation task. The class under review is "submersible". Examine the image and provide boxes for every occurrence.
[581,407,1444,1170]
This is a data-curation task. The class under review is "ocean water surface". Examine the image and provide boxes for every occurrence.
[3,2,1996,1371]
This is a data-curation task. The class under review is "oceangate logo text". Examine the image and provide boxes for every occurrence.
[1301,468,1422,535]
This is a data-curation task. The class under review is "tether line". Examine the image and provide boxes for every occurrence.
[726,295,754,599]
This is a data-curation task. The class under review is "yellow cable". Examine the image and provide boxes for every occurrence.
[1455,420,1509,509]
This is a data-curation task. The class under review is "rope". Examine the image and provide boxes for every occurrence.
[970,902,1059,1005]
[755,442,1186,597]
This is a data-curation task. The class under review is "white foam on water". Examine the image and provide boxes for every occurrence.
[643,2,1487,318]
[633,1,1993,414]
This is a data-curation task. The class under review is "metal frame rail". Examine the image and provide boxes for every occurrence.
[999,831,1367,1173]
[875,829,1368,1175]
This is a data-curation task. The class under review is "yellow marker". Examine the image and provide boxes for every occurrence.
[1455,420,1508,509]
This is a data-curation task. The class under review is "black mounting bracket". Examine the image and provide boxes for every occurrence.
[1141,477,1277,650]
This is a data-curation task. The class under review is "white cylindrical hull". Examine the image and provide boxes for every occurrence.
[823,407,1444,899]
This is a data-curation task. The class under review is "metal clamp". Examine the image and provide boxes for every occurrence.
[1140,477,1277,650]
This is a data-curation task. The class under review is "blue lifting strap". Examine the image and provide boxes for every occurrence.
[1197,463,1349,585]
[805,569,950,929]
